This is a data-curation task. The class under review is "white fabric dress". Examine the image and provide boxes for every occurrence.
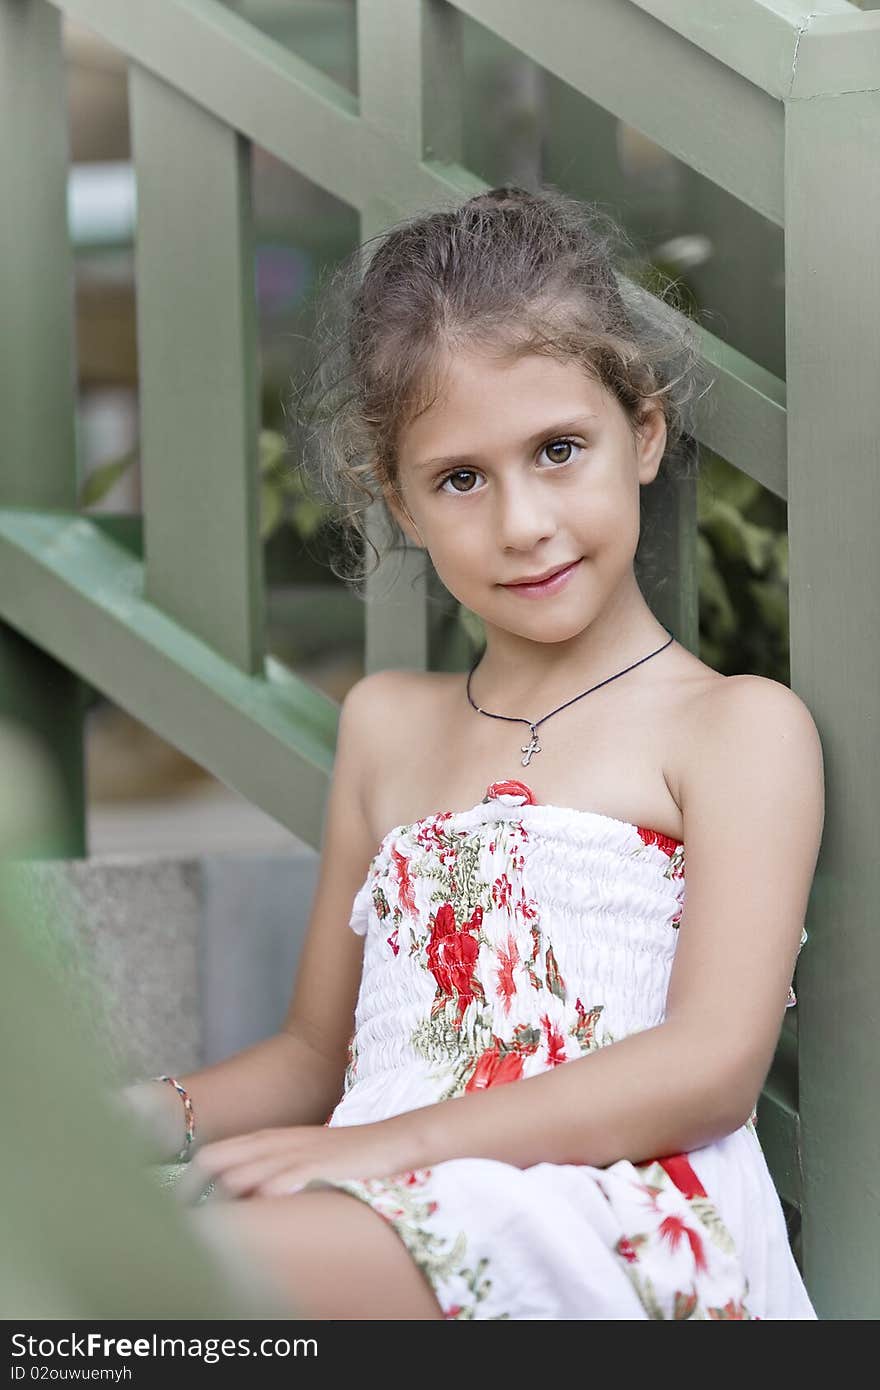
[306,778,815,1320]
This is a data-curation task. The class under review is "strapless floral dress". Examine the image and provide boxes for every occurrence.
[305,779,814,1320]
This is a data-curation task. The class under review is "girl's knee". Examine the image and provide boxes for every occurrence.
[189,1190,443,1319]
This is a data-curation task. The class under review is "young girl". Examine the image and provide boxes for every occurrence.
[123,185,824,1320]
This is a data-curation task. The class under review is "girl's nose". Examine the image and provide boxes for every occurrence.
[493,477,559,550]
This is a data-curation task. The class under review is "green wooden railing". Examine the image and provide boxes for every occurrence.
[0,0,877,1319]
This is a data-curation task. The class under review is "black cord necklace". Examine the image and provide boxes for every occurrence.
[465,629,675,767]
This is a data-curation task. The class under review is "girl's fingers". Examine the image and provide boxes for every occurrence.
[196,1129,293,1162]
[210,1154,304,1198]
[257,1172,308,1198]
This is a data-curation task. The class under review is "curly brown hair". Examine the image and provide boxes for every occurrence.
[286,183,713,594]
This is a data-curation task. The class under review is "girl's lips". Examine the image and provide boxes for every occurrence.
[502,558,582,597]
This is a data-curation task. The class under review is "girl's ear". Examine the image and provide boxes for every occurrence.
[634,402,668,484]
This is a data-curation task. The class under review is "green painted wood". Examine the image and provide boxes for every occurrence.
[0,628,86,860]
[90,514,144,557]
[631,0,855,98]
[792,9,880,97]
[358,0,464,158]
[694,332,787,500]
[356,3,469,675]
[129,65,265,673]
[0,0,77,508]
[785,85,880,1320]
[757,1014,803,1209]
[0,0,86,858]
[756,1093,803,1211]
[50,0,790,222]
[451,0,785,225]
[0,512,338,851]
[617,274,788,499]
[46,0,439,213]
[638,469,699,657]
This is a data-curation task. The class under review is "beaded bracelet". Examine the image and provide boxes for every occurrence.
[151,1075,195,1163]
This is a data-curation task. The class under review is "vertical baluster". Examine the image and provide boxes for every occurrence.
[129,65,264,674]
[0,0,85,856]
[356,0,465,676]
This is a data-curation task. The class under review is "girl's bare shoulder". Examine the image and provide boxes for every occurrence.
[679,669,825,828]
[339,667,452,761]
[688,668,821,735]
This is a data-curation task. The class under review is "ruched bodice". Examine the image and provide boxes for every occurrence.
[337,780,686,1116]
[316,778,814,1320]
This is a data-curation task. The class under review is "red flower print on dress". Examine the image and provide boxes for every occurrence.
[571,997,605,1051]
[426,902,486,1027]
[515,884,539,926]
[657,1153,707,1200]
[491,871,513,911]
[413,812,458,861]
[616,1235,645,1264]
[674,1288,699,1319]
[708,1298,749,1319]
[540,1012,568,1067]
[386,925,400,956]
[544,943,566,1001]
[630,1177,665,1213]
[495,932,519,1014]
[465,1043,524,1092]
[657,1214,708,1273]
[390,844,418,918]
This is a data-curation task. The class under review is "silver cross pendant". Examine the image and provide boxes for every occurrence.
[520,725,542,766]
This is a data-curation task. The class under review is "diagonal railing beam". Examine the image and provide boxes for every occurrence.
[0,513,338,850]
[48,0,868,229]
[452,0,787,225]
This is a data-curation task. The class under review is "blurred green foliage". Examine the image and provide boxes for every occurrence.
[697,448,789,681]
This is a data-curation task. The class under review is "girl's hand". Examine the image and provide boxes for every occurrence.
[172,1121,412,1205]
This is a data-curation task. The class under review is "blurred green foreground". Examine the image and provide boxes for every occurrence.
[0,718,288,1320]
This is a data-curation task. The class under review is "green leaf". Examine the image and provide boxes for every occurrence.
[771,531,789,583]
[78,451,137,508]
[701,498,774,572]
[290,497,325,540]
[258,429,287,476]
[698,535,737,637]
[259,480,283,540]
[747,578,789,636]
[699,452,761,514]
[278,465,310,498]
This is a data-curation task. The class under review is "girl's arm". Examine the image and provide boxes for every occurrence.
[121,1031,348,1165]
[378,675,826,1172]
[121,674,385,1164]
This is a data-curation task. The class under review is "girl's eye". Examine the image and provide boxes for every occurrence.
[436,438,582,495]
[542,438,579,465]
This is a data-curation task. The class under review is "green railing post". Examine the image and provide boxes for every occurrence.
[785,36,880,1318]
[0,0,86,857]
[129,64,265,673]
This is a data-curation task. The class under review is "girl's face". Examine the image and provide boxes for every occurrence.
[387,347,667,648]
